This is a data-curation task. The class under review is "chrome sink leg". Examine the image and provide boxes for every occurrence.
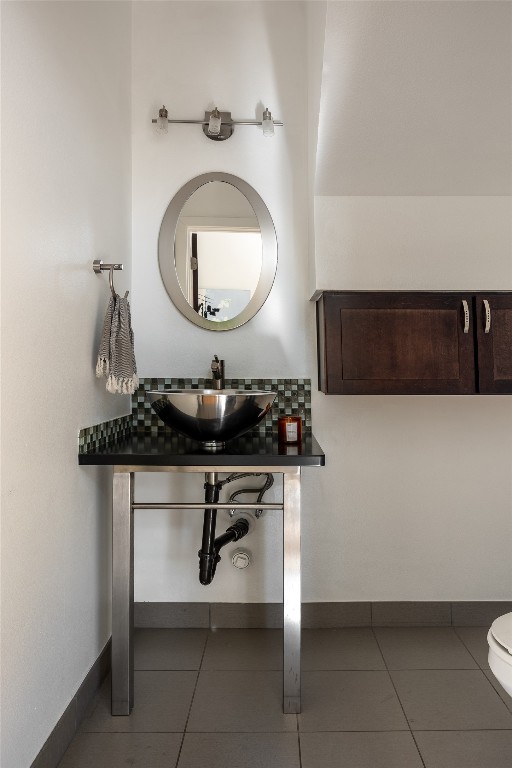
[283,467,301,713]
[111,470,134,715]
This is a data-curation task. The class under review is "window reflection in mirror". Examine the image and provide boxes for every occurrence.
[175,181,263,321]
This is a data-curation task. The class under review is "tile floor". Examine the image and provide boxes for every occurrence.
[58,626,512,768]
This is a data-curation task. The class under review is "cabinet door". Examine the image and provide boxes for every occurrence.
[317,292,476,394]
[475,294,512,394]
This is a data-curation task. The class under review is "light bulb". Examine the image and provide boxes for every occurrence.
[208,107,221,136]
[156,105,168,133]
[262,107,274,137]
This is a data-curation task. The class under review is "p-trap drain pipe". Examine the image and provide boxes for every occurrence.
[198,471,272,585]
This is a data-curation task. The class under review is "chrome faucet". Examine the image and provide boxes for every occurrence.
[211,355,225,390]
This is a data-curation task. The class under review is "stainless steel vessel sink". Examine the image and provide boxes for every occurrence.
[148,389,276,449]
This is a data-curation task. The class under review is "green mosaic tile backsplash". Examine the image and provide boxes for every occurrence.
[79,378,311,452]
[78,414,132,453]
[133,378,312,434]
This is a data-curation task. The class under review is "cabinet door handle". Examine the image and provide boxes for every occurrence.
[483,299,491,334]
[462,300,470,334]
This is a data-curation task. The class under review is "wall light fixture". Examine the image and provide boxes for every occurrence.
[262,107,275,137]
[207,107,222,137]
[152,105,283,141]
[156,105,169,133]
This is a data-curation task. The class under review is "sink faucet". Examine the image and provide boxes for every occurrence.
[211,355,225,390]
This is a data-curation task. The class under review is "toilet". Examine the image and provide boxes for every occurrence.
[487,612,512,697]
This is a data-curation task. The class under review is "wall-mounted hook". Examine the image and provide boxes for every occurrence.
[93,259,124,298]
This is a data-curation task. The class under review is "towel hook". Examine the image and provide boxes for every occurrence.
[93,259,124,298]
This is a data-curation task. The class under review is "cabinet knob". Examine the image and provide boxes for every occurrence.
[483,299,491,334]
[462,300,470,334]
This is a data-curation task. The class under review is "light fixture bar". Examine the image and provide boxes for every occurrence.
[151,118,284,126]
[151,105,283,141]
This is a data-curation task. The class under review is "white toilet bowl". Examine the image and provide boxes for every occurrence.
[487,612,512,698]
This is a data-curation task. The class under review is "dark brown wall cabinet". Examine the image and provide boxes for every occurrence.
[317,292,512,395]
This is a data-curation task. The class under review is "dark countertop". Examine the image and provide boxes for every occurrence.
[79,430,325,467]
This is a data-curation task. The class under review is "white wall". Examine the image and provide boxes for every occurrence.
[132,0,311,378]
[131,0,512,606]
[309,1,512,600]
[315,1,512,198]
[131,0,312,602]
[306,0,327,295]
[1,3,132,767]
[3,7,511,763]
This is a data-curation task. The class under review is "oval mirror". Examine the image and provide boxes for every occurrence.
[158,172,277,330]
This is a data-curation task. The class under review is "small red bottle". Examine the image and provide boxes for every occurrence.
[278,415,302,445]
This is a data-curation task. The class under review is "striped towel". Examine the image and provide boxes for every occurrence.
[96,292,138,394]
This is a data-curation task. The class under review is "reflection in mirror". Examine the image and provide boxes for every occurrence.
[175,182,262,322]
[158,172,277,331]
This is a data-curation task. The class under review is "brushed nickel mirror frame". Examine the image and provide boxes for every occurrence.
[158,172,278,331]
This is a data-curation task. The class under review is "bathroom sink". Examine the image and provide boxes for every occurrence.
[148,389,276,448]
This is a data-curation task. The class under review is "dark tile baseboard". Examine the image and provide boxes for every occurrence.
[30,639,111,768]
[451,601,512,627]
[371,601,451,627]
[135,601,512,629]
[211,602,284,628]
[134,601,210,628]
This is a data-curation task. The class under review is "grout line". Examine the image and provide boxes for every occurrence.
[409,731,428,767]
[173,633,209,768]
[198,628,210,672]
[408,728,512,733]
[80,727,512,734]
[371,666,483,671]
[296,716,303,768]
[477,669,512,713]
[372,629,427,768]
[288,729,415,734]
[134,667,207,671]
[453,626,488,670]
[370,626,387,669]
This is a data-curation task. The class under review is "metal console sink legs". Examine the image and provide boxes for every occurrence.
[111,464,302,715]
